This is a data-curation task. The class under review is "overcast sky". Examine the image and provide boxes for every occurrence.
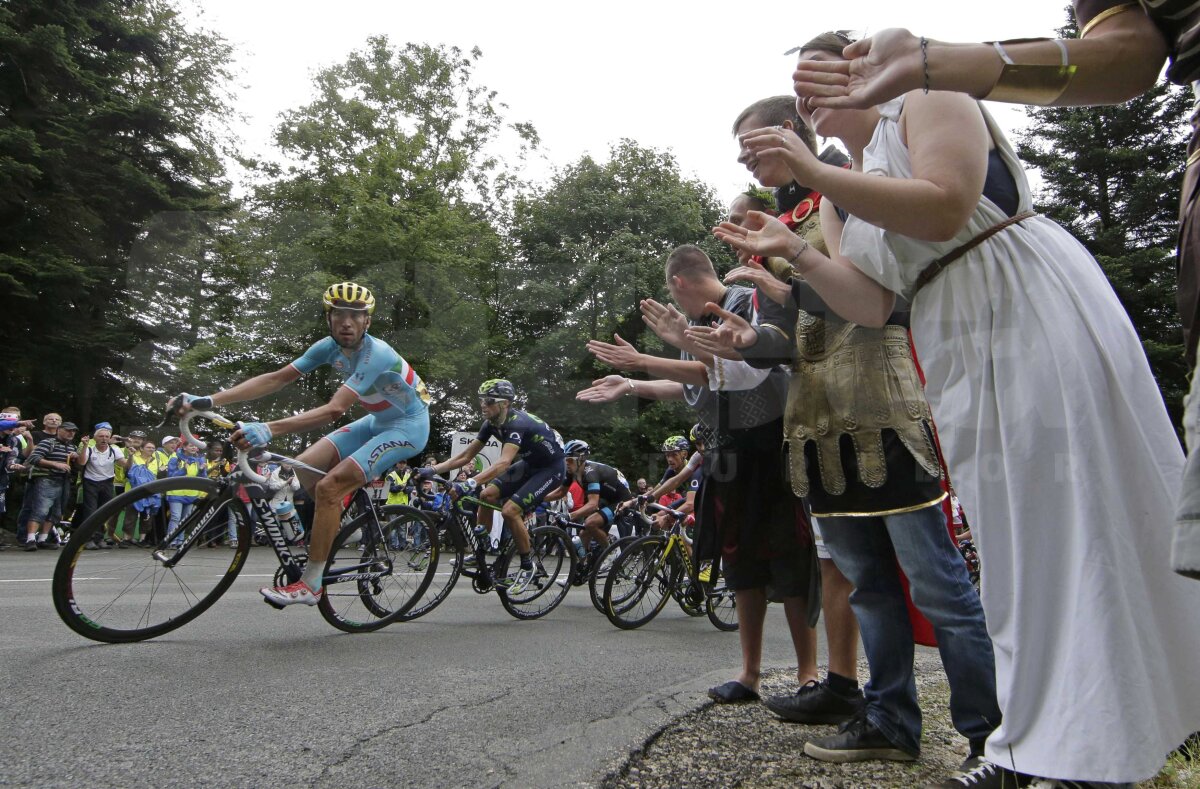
[188,0,1071,204]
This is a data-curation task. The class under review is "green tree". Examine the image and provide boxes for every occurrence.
[510,141,730,475]
[176,38,537,453]
[1015,11,1192,429]
[0,0,234,427]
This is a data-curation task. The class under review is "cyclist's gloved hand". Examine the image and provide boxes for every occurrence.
[237,421,273,447]
[183,393,214,411]
[452,478,478,497]
[416,466,436,480]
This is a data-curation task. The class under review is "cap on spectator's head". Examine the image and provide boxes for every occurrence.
[60,422,78,431]
[162,435,179,446]
[94,421,112,431]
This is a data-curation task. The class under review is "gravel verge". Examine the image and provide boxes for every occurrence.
[600,652,1199,788]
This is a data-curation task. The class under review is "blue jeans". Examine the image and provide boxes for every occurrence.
[168,500,194,547]
[818,504,1000,755]
[28,476,68,524]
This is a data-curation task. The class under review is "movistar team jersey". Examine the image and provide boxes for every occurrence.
[476,409,563,469]
[579,461,632,506]
[290,334,430,421]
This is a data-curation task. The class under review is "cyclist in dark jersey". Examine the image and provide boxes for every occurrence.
[173,282,430,607]
[420,379,565,593]
[559,439,631,553]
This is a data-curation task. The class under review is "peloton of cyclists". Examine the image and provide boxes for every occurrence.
[418,379,565,594]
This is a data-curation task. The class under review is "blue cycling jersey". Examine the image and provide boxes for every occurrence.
[476,409,563,468]
[290,334,430,421]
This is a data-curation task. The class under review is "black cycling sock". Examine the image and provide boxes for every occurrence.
[519,552,532,570]
[826,671,859,695]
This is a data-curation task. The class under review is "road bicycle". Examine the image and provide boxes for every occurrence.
[544,508,654,614]
[400,474,576,620]
[51,408,437,642]
[602,503,738,631]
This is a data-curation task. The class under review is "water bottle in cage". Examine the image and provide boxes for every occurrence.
[570,534,586,559]
[472,523,489,552]
[273,500,302,543]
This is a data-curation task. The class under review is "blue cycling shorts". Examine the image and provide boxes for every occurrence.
[323,412,429,482]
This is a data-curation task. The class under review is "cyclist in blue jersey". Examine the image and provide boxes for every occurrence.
[420,379,565,593]
[559,439,631,553]
[172,282,431,607]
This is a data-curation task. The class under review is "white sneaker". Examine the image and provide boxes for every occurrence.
[260,580,323,607]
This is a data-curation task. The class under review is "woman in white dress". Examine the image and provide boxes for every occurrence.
[710,31,1200,788]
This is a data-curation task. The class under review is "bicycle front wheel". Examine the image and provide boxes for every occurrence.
[602,535,673,630]
[52,478,250,643]
[497,525,575,620]
[588,536,635,614]
[393,511,463,622]
[319,508,438,633]
[706,583,739,632]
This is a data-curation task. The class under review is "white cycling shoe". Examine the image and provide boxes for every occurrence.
[260,580,323,608]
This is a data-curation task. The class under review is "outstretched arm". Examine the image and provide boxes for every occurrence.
[212,364,302,407]
[793,14,1167,110]
[585,335,709,387]
[576,375,685,403]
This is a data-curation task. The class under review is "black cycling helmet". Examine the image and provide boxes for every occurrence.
[477,378,516,401]
[660,435,689,453]
[563,439,590,458]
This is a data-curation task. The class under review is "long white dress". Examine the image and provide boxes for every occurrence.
[838,96,1200,782]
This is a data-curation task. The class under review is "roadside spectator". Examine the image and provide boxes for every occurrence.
[75,423,130,548]
[635,478,649,496]
[15,412,63,545]
[385,459,413,507]
[203,443,233,546]
[165,441,203,547]
[156,436,179,478]
[0,407,34,549]
[108,429,147,542]
[123,437,160,545]
[23,421,79,550]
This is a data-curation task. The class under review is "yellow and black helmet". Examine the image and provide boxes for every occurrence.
[322,282,376,314]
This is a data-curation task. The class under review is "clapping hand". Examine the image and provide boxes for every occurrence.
[640,299,690,350]
[714,211,802,262]
[577,375,632,404]
[684,303,758,360]
[736,125,820,185]
[792,29,924,111]
[586,334,643,372]
[724,259,792,306]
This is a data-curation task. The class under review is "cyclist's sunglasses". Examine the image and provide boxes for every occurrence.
[479,397,501,406]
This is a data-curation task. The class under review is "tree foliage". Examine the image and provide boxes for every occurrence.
[0,0,234,427]
[1015,11,1192,429]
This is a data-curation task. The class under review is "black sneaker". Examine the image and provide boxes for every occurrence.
[765,678,864,724]
[24,541,38,552]
[803,711,917,763]
[37,540,58,550]
[930,761,1033,788]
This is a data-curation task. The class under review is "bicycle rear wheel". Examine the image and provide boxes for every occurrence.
[394,512,464,622]
[497,525,575,620]
[705,581,739,631]
[52,478,250,643]
[318,508,437,633]
[588,536,634,614]
[602,536,673,630]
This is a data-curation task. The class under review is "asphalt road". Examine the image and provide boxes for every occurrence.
[0,548,821,788]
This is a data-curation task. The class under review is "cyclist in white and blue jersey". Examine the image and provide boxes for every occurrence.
[173,282,430,607]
